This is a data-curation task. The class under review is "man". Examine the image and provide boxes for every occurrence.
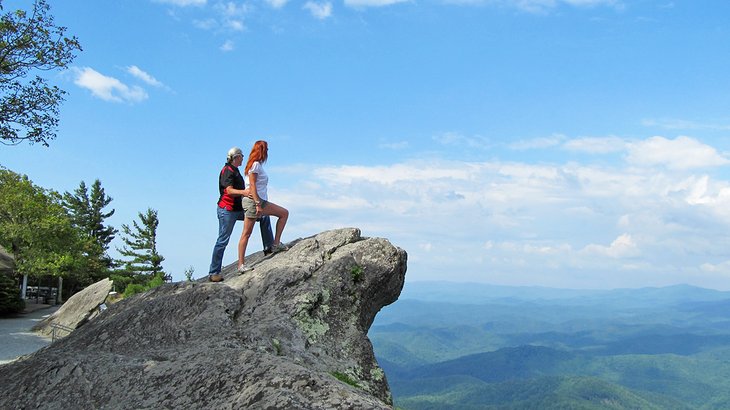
[208,147,248,282]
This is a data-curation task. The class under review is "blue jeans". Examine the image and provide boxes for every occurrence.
[209,206,245,275]
[259,215,274,251]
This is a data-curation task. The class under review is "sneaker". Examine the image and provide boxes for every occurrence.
[271,243,289,254]
[238,265,254,274]
[263,248,273,256]
[209,274,224,282]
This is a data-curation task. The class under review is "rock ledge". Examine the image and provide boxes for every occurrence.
[0,228,407,409]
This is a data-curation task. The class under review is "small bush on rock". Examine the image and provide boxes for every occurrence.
[332,371,360,388]
[122,273,166,298]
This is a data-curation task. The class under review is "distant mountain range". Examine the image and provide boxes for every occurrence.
[371,281,730,409]
[397,281,730,306]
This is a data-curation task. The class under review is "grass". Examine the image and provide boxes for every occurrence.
[332,371,361,388]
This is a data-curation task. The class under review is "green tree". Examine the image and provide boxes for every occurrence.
[0,246,23,313]
[0,0,82,146]
[62,180,117,279]
[0,272,24,314]
[0,168,80,282]
[117,208,165,278]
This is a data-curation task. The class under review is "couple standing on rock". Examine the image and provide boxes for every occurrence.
[208,140,289,282]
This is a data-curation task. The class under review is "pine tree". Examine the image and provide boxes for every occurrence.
[62,179,117,276]
[88,180,116,249]
[117,208,165,278]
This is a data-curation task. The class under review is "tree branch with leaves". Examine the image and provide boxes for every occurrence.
[0,0,82,146]
[0,168,80,279]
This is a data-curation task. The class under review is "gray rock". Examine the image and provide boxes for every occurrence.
[32,277,113,338]
[0,228,407,409]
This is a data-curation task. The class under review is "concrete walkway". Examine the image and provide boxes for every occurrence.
[0,304,60,365]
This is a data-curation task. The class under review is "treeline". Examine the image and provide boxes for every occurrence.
[0,167,168,313]
[0,1,170,313]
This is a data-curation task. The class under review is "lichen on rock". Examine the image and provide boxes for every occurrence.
[293,289,331,345]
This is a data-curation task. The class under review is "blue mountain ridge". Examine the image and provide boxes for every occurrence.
[371,282,730,409]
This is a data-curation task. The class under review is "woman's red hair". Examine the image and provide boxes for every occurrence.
[245,140,268,174]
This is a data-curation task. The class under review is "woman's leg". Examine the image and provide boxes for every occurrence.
[261,201,289,245]
[237,217,257,269]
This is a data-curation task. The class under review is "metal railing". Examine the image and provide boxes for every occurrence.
[50,323,75,342]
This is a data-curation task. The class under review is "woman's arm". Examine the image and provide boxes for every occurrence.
[247,173,260,203]
[248,172,263,214]
[225,186,250,197]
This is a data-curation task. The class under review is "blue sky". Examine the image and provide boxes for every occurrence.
[3,0,730,289]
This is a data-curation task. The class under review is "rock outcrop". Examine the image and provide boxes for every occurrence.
[0,228,406,409]
[32,277,113,338]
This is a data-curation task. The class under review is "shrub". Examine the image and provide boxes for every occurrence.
[0,274,25,314]
[350,265,363,283]
[122,283,146,298]
[332,371,360,388]
[109,273,134,294]
[121,273,166,298]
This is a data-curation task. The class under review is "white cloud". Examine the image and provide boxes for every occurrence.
[226,19,245,31]
[265,0,289,8]
[273,137,730,289]
[72,67,147,103]
[583,234,639,258]
[626,136,730,170]
[562,0,619,5]
[344,0,409,7]
[126,66,164,87]
[304,1,333,19]
[443,0,622,13]
[153,0,206,6]
[434,132,492,150]
[379,140,409,150]
[522,242,573,255]
[513,0,622,13]
[217,1,249,16]
[563,136,626,154]
[220,39,235,51]
[193,18,218,30]
[676,175,730,223]
[214,2,248,30]
[642,118,730,131]
[509,135,565,150]
[700,260,730,275]
[188,3,248,34]
[312,162,474,185]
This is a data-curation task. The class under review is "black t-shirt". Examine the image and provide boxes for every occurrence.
[217,163,245,211]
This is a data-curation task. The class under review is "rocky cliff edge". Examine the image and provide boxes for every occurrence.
[0,228,407,409]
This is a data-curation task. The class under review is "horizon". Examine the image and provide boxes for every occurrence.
[401,279,730,292]
[3,1,730,290]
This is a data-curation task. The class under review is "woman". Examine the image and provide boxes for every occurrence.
[237,140,289,273]
[208,147,249,282]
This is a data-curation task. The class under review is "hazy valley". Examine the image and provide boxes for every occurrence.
[370,282,730,409]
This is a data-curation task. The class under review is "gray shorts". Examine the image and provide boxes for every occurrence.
[242,197,268,219]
